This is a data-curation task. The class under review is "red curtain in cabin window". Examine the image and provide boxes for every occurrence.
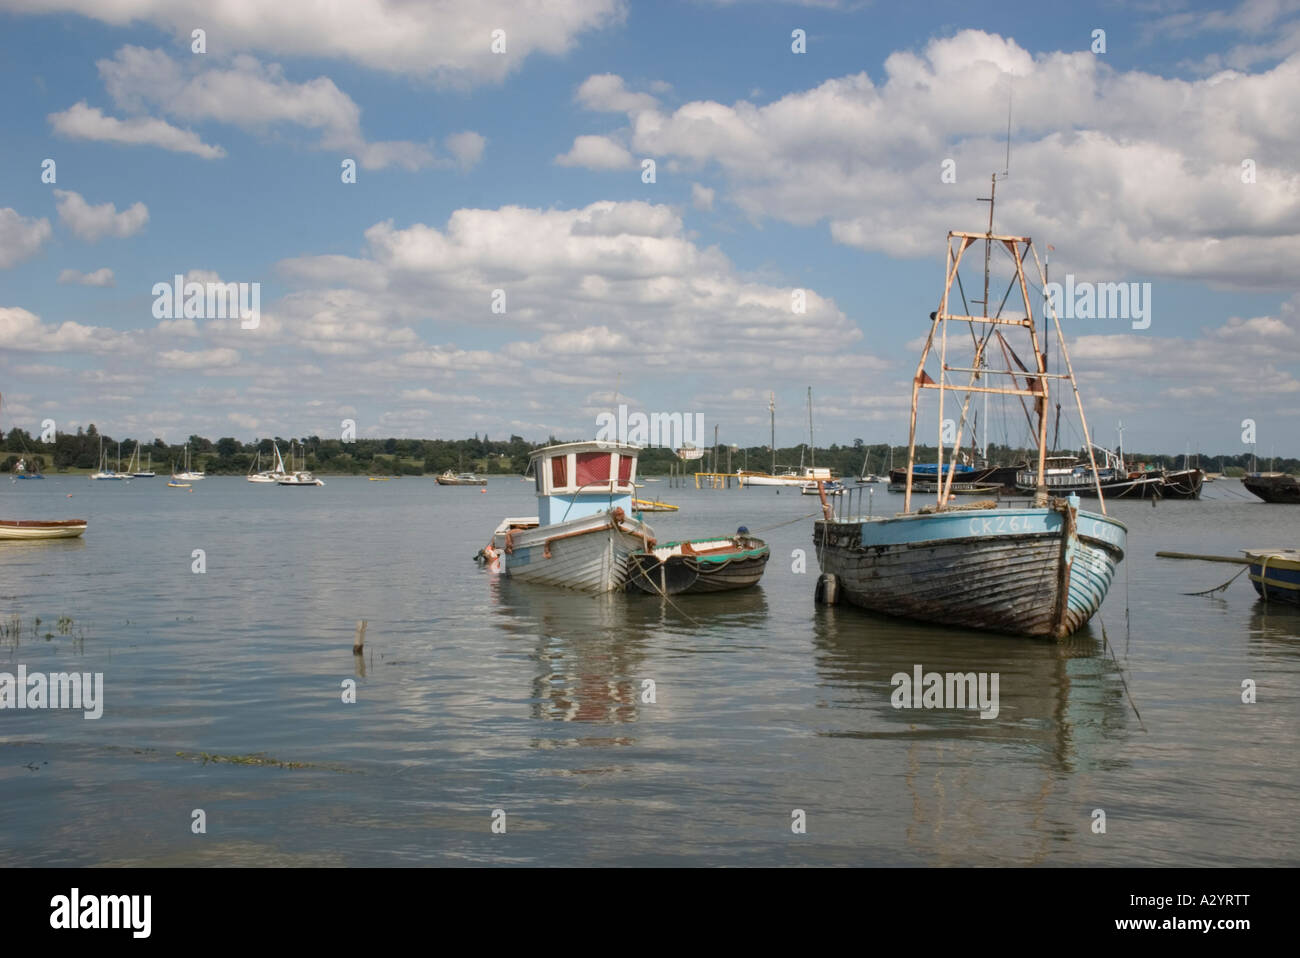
[575,452,611,486]
[551,455,567,488]
[617,455,633,483]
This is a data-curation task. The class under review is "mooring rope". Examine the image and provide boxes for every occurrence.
[1183,565,1248,597]
[747,510,825,534]
[626,558,702,625]
[1098,614,1146,732]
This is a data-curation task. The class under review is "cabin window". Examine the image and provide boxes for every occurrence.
[617,455,634,483]
[551,455,568,488]
[575,452,612,487]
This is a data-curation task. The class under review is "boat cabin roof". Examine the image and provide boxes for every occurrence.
[529,440,642,462]
[529,440,640,497]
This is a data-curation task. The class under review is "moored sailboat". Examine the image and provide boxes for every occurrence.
[247,442,287,483]
[126,442,155,477]
[813,177,1125,639]
[12,458,43,480]
[90,437,128,480]
[172,444,205,481]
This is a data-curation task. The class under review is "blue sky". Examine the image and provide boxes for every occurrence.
[2,0,1298,457]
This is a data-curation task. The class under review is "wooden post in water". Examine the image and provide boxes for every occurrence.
[353,619,368,654]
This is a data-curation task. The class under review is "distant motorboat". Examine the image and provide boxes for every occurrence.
[278,471,324,486]
[801,479,846,496]
[437,470,487,486]
[739,466,835,488]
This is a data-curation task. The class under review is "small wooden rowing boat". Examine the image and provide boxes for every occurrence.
[167,480,190,488]
[1244,549,1300,604]
[0,518,88,540]
[627,532,770,595]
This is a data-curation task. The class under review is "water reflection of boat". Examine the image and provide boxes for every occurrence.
[488,580,648,727]
[490,577,776,729]
[810,607,1130,863]
[1247,604,1300,656]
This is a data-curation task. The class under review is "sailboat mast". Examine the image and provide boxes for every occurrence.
[769,391,776,474]
[807,386,815,468]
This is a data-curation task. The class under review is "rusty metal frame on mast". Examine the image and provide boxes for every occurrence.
[903,197,1109,515]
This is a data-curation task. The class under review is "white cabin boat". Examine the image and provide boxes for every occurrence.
[484,440,655,593]
[738,466,833,488]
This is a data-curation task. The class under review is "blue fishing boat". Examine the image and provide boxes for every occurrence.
[814,176,1125,639]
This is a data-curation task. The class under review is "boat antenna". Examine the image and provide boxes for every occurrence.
[1003,86,1012,178]
[769,391,776,474]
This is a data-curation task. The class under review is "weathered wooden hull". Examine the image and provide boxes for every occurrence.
[814,504,1125,638]
[1244,550,1300,604]
[493,511,654,593]
[1157,469,1204,500]
[1243,474,1300,503]
[0,519,88,540]
[627,543,770,595]
[1016,474,1164,499]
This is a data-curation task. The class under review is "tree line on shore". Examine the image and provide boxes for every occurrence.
[1,426,1291,477]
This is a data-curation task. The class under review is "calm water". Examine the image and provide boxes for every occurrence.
[1,475,1296,866]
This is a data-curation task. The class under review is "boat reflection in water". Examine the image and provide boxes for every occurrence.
[1248,604,1300,660]
[810,606,1132,865]
[487,578,769,732]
